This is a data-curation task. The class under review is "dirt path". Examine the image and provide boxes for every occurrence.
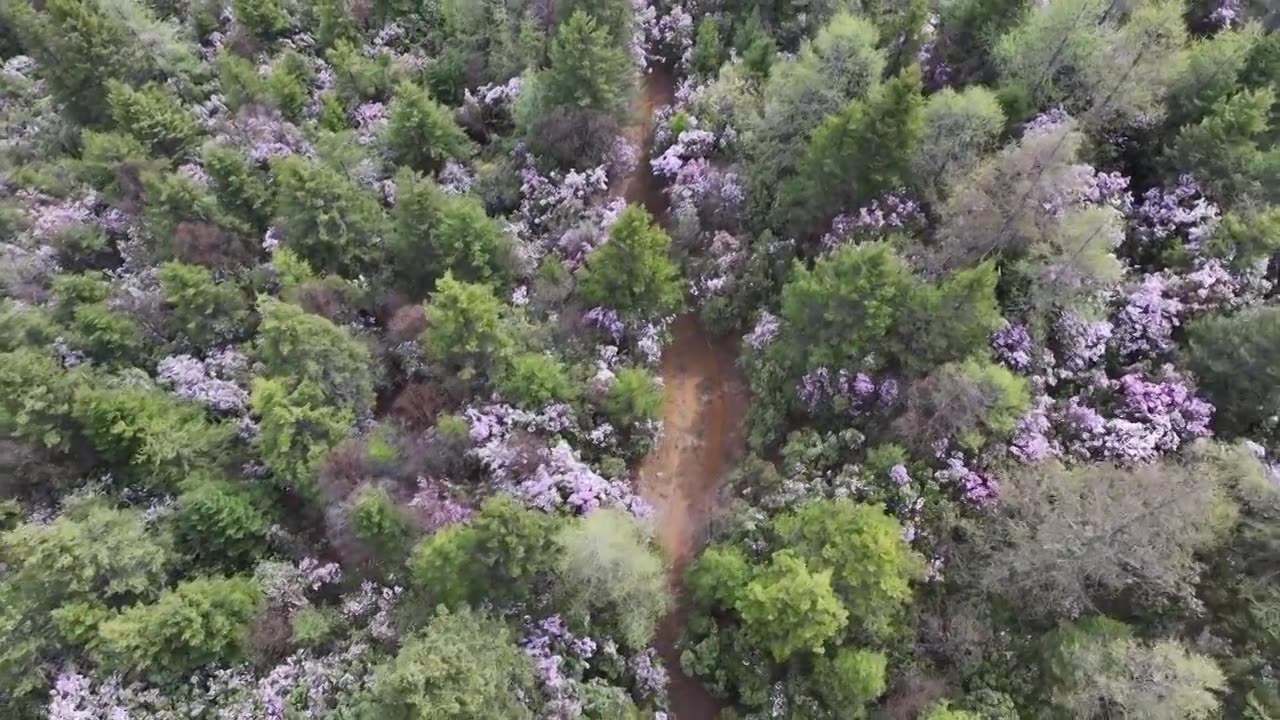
[621,67,750,720]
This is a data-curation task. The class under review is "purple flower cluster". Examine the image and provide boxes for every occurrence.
[157,351,251,414]
[798,367,898,415]
[991,322,1034,372]
[214,106,314,166]
[408,476,473,531]
[1082,169,1133,211]
[1130,175,1220,250]
[518,441,652,517]
[1113,274,1184,358]
[935,456,999,506]
[629,648,669,702]
[352,101,387,145]
[1210,0,1243,27]
[917,13,952,91]
[521,614,599,718]
[635,2,695,70]
[746,311,781,351]
[341,581,403,641]
[1023,108,1072,137]
[585,306,626,343]
[822,191,924,248]
[1052,312,1113,381]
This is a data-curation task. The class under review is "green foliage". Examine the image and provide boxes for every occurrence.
[895,262,1004,373]
[365,607,536,720]
[0,348,82,450]
[267,50,313,121]
[290,606,336,648]
[202,143,274,230]
[1167,23,1262,130]
[255,297,375,413]
[389,169,510,297]
[774,500,924,640]
[232,0,289,38]
[1170,88,1275,205]
[217,52,268,111]
[776,242,915,373]
[577,206,684,321]
[693,17,725,76]
[422,273,512,377]
[270,154,388,277]
[735,549,848,661]
[1044,619,1226,719]
[351,484,416,568]
[1185,306,1280,443]
[252,378,353,495]
[68,303,142,365]
[782,65,924,229]
[602,367,664,432]
[19,0,152,126]
[73,382,230,488]
[922,702,981,720]
[1206,205,1280,268]
[554,509,670,649]
[895,358,1032,454]
[541,11,632,117]
[173,478,270,571]
[687,544,752,609]
[813,648,889,716]
[106,81,199,156]
[410,496,563,611]
[158,261,248,350]
[79,130,158,201]
[496,352,578,409]
[914,86,1005,202]
[0,501,171,700]
[327,39,399,103]
[386,82,474,173]
[94,575,262,680]
[994,0,1187,126]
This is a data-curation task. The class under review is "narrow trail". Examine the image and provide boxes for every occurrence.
[621,67,751,720]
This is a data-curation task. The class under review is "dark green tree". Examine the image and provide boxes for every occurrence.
[386,82,475,174]
[577,207,684,322]
[255,297,375,413]
[541,11,633,118]
[1185,306,1280,443]
[270,155,388,277]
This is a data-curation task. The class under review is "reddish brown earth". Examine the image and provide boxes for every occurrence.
[621,66,751,720]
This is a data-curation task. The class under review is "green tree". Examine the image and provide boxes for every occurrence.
[422,273,512,377]
[232,0,289,38]
[894,262,1003,373]
[0,501,171,702]
[577,207,684,322]
[159,261,248,350]
[541,11,632,117]
[687,544,752,609]
[15,0,150,126]
[386,82,474,173]
[389,169,510,297]
[602,367,664,431]
[255,297,375,413]
[173,477,270,571]
[251,377,353,496]
[813,648,889,716]
[270,155,388,277]
[73,383,231,489]
[735,550,848,661]
[923,703,982,720]
[106,81,199,157]
[1185,306,1280,443]
[776,242,916,373]
[784,65,924,228]
[554,509,670,649]
[351,484,416,569]
[365,607,536,720]
[913,86,1005,202]
[410,496,564,611]
[496,352,578,409]
[94,575,262,680]
[893,359,1031,455]
[1170,88,1275,205]
[0,348,83,451]
[1166,23,1261,130]
[775,500,924,640]
[1044,619,1226,719]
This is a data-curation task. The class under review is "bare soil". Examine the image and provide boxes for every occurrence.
[620,66,751,720]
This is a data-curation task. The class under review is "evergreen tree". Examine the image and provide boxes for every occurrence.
[541,11,633,118]
[576,207,684,322]
[385,82,475,174]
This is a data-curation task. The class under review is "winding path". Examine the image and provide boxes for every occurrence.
[622,67,750,720]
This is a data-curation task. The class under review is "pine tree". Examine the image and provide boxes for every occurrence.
[541,11,633,118]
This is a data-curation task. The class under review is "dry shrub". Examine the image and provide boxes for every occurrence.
[879,671,949,720]
[387,303,427,343]
[173,221,254,270]
[317,438,371,503]
[246,607,293,665]
[389,381,447,431]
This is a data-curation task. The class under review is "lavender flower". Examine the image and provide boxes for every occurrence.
[746,311,781,351]
[991,322,1034,372]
